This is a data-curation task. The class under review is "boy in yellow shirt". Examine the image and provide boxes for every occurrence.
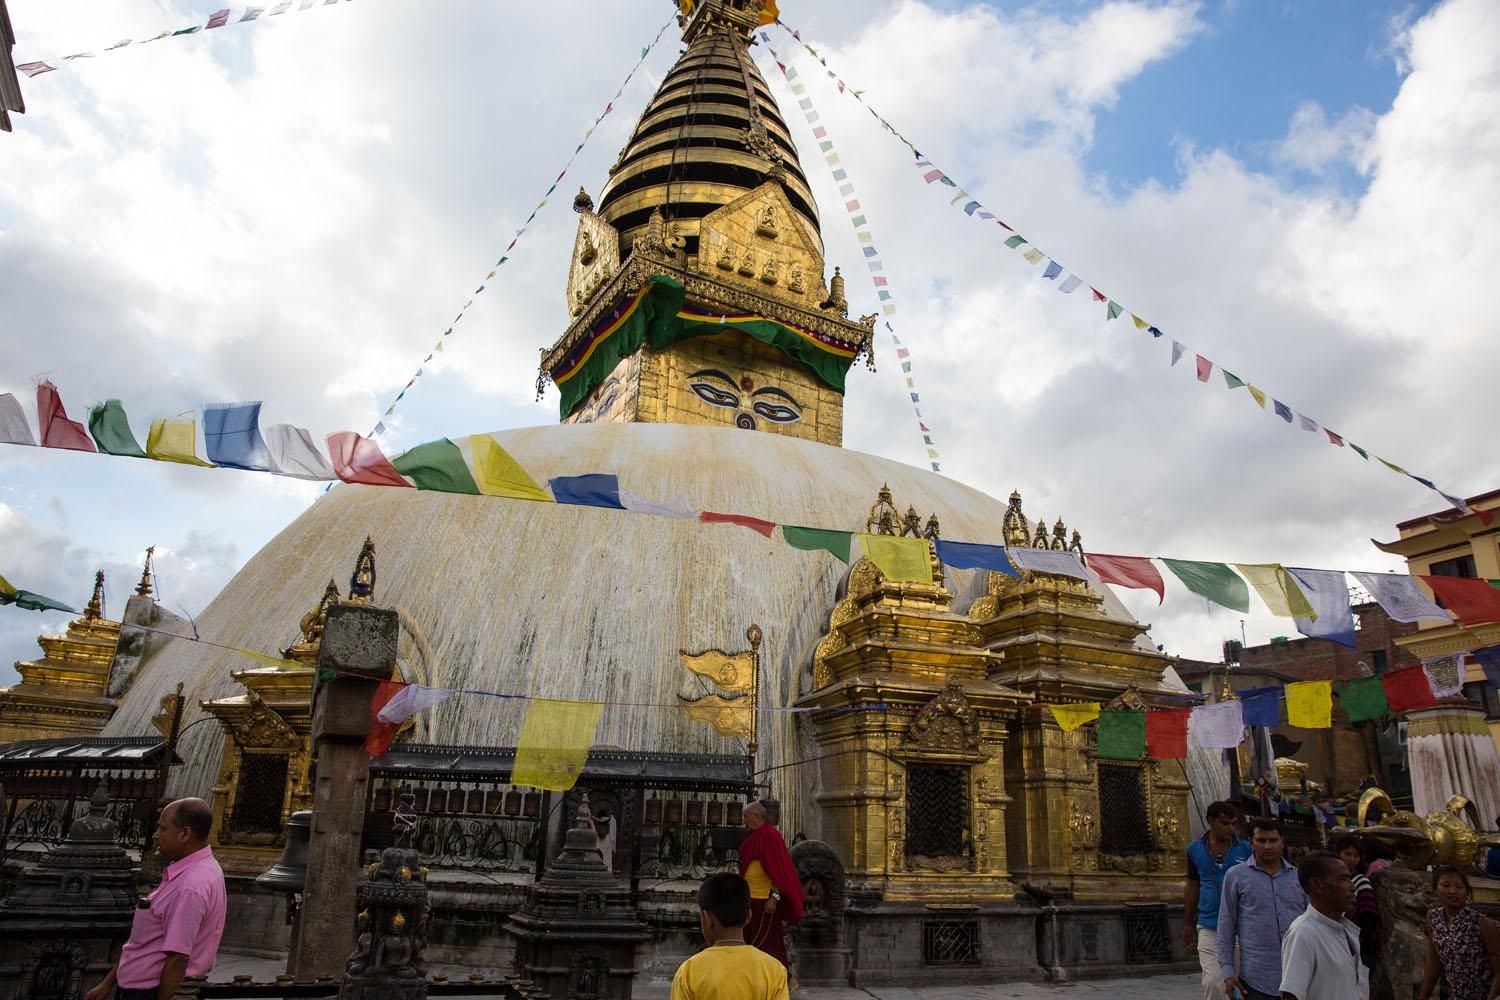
[671,873,791,1000]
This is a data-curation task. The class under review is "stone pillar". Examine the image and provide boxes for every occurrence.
[294,601,400,982]
[1406,701,1500,824]
[0,782,136,1000]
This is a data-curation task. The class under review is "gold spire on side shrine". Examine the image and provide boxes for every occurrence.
[135,545,156,597]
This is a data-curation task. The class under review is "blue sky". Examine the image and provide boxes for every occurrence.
[2,0,1495,686]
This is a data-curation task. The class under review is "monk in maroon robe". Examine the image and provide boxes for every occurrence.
[737,800,803,970]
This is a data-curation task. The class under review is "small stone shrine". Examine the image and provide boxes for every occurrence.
[505,794,649,1000]
[341,789,429,1000]
[787,840,850,987]
[0,781,136,1000]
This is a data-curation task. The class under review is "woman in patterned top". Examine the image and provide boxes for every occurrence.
[1333,834,1379,971]
[1421,866,1500,1000]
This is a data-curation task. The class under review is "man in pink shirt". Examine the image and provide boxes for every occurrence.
[84,798,227,1000]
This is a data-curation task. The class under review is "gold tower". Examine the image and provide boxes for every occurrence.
[540,0,874,446]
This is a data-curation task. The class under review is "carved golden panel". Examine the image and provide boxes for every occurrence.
[698,181,825,311]
[565,211,621,318]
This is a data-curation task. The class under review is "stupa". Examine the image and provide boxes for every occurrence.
[86,0,1201,982]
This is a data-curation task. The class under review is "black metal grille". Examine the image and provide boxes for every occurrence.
[1124,907,1172,963]
[229,754,289,835]
[1097,763,1153,855]
[923,920,980,966]
[907,765,967,859]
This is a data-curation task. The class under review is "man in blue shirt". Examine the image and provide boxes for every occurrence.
[1185,801,1253,1000]
[1218,816,1308,1000]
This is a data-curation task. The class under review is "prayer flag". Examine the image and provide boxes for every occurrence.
[923,169,944,184]
[377,683,452,724]
[964,201,980,215]
[1043,261,1063,280]
[511,699,604,791]
[364,680,405,756]
[620,492,695,519]
[461,435,551,502]
[87,400,147,457]
[1423,576,1500,626]
[783,526,853,563]
[1005,548,1090,580]
[1004,235,1026,249]
[1098,711,1145,760]
[1473,646,1500,688]
[206,9,230,27]
[1132,315,1149,331]
[679,693,752,739]
[1422,655,1463,698]
[16,62,55,77]
[1171,341,1185,367]
[1022,248,1045,265]
[1379,458,1408,475]
[202,401,271,471]
[1191,701,1244,749]
[1325,429,1344,447]
[1147,326,1163,338]
[1273,400,1294,423]
[1350,572,1449,623]
[1240,686,1283,727]
[1106,300,1124,320]
[1049,703,1099,732]
[934,540,1017,576]
[1289,568,1356,647]
[146,418,213,467]
[1285,681,1332,728]
[681,649,755,693]
[1235,564,1316,619]
[548,474,624,509]
[236,648,300,669]
[326,431,408,487]
[1162,559,1250,613]
[1351,444,1370,460]
[0,393,35,446]
[1058,275,1082,293]
[701,511,776,538]
[1298,415,1318,432]
[1247,386,1267,409]
[1087,553,1164,603]
[1223,370,1246,390]
[392,438,481,494]
[240,7,265,21]
[859,534,933,584]
[1382,666,1437,712]
[1196,356,1212,382]
[0,575,77,613]
[1146,709,1190,758]
[1091,288,1107,302]
[36,381,96,452]
[1335,676,1389,723]
[264,425,336,481]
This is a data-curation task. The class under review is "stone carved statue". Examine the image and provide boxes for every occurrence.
[717,241,735,270]
[340,788,428,1000]
[1368,864,1435,1000]
[756,202,778,238]
[788,840,849,986]
[761,257,779,284]
[788,260,805,293]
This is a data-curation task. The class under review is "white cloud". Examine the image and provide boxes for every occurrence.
[1274,101,1377,175]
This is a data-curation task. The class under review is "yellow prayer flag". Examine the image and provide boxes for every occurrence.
[465,434,553,503]
[1132,315,1149,330]
[1021,247,1045,265]
[510,698,604,791]
[1050,703,1100,732]
[1285,680,1332,729]
[859,534,933,584]
[146,418,213,467]
[1379,458,1409,474]
[757,0,779,26]
[0,572,16,596]
[680,649,755,692]
[679,693,752,739]
[237,648,301,669]
[1247,386,1267,409]
[1235,564,1317,620]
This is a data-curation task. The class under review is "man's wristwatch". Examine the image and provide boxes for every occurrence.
[770,890,782,901]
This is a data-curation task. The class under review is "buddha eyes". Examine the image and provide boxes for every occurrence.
[689,382,740,408]
[752,400,801,423]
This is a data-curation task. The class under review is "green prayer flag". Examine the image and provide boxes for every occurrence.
[391,438,481,494]
[1097,710,1146,760]
[1162,559,1251,613]
[0,587,78,614]
[1335,676,1389,723]
[782,526,853,563]
[87,399,147,457]
[1222,370,1246,390]
[1351,444,1370,460]
[1106,300,1124,320]
[1004,235,1026,249]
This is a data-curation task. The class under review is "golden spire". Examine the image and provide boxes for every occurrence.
[285,579,341,663]
[135,546,156,597]
[83,571,105,622]
[347,536,377,604]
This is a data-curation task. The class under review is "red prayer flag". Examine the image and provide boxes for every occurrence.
[922,169,944,184]
[1146,708,1190,759]
[36,381,96,452]
[206,8,230,27]
[1424,576,1500,626]
[700,511,776,538]
[1195,356,1212,382]
[1086,553,1165,604]
[1382,665,1437,712]
[326,431,412,488]
[1324,429,1344,447]
[364,680,406,756]
[1091,288,1107,302]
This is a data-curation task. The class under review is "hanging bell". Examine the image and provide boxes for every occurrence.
[256,810,312,895]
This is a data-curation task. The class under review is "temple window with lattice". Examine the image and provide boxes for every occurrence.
[1097,762,1153,855]
[229,753,289,836]
[906,764,968,860]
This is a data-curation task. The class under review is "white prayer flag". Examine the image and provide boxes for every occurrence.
[1423,656,1463,698]
[1351,571,1450,624]
[1297,414,1319,432]
[1170,340,1185,367]
[620,491,697,520]
[1057,275,1082,294]
[1191,700,1245,749]
[1006,547,1091,581]
[377,683,452,724]
[0,393,36,446]
[265,424,337,481]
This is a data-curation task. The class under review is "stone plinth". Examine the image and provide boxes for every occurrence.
[0,783,136,1000]
[505,797,649,1000]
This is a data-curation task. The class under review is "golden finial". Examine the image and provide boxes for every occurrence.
[572,186,594,214]
[1051,517,1067,551]
[83,570,105,621]
[135,546,156,597]
[347,537,376,604]
[866,485,899,535]
[821,266,848,315]
[1032,518,1050,549]
[924,513,941,542]
[902,505,923,538]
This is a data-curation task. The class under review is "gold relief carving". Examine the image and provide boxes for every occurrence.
[737,247,757,277]
[565,210,621,318]
[698,182,825,310]
[888,809,905,873]
[717,240,735,270]
[760,256,779,285]
[1099,853,1150,875]
[968,595,999,619]
[225,691,298,749]
[756,202,779,239]
[907,680,984,754]
[788,260,805,293]
[1154,808,1181,851]
[1070,798,1097,850]
[151,689,183,737]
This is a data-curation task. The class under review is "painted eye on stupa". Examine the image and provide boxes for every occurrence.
[750,387,803,424]
[686,369,741,409]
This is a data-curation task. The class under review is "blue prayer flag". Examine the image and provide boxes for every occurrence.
[1042,261,1063,280]
[935,541,1018,577]
[909,392,919,403]
[1240,686,1283,727]
[1273,400,1294,423]
[548,474,625,509]
[1289,567,1356,647]
[1475,646,1500,688]
[1147,326,1163,338]
[863,246,878,257]
[202,401,271,471]
[963,201,980,215]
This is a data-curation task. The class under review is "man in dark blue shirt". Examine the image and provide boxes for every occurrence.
[1186,801,1253,1000]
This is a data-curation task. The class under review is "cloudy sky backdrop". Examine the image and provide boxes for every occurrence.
[2,0,1493,685]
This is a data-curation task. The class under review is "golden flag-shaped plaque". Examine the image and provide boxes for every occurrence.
[678,692,753,739]
[679,649,756,693]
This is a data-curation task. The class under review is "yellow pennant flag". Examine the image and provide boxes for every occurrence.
[679,693,752,739]
[680,649,755,692]
[146,417,213,467]
[1285,680,1332,729]
[859,534,933,584]
[1379,458,1409,474]
[0,572,16,597]
[1050,703,1101,732]
[1247,386,1268,409]
[510,698,604,791]
[1021,247,1045,265]
[758,0,779,26]
[1235,564,1317,620]
[237,648,301,669]
[464,434,553,503]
